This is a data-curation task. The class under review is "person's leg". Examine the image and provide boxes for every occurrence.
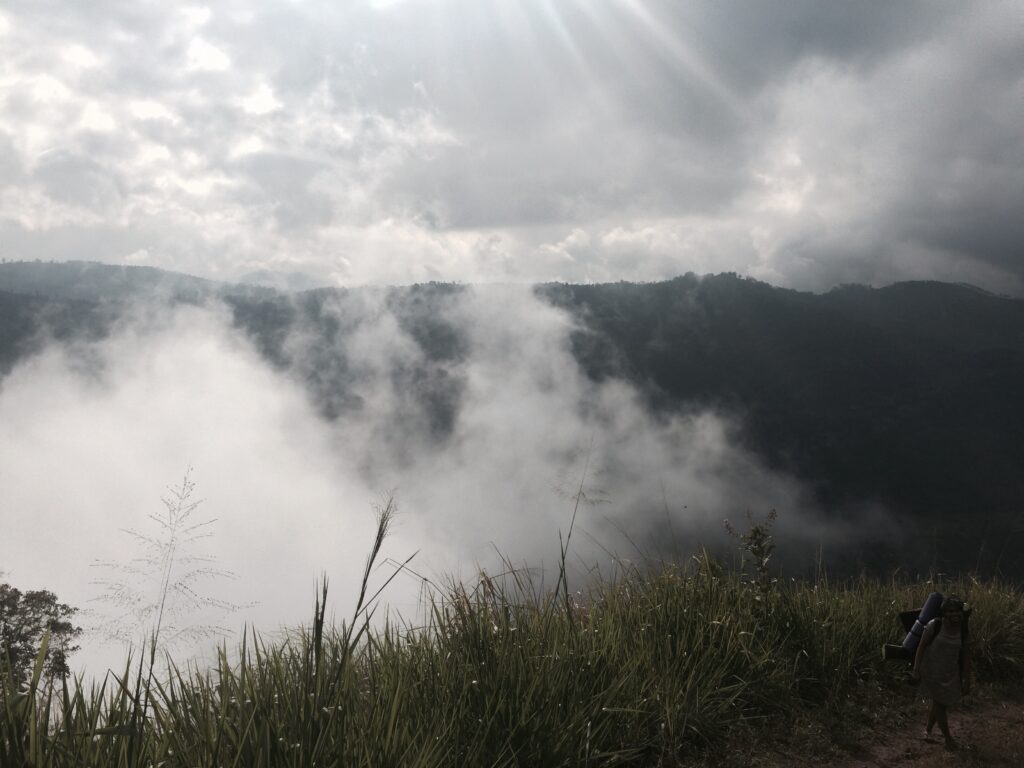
[934,703,956,749]
[926,701,938,737]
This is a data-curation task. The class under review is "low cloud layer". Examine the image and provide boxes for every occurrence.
[0,1,1021,292]
[0,288,887,675]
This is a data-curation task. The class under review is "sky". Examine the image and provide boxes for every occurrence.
[1,0,1022,293]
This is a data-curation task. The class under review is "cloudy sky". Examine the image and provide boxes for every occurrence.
[2,0,1022,292]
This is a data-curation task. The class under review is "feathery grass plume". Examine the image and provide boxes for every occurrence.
[89,468,253,656]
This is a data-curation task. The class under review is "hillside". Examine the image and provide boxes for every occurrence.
[539,276,1024,574]
[1,262,1022,577]
[4,560,1023,766]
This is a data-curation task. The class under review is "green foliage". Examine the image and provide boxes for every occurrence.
[723,509,778,602]
[3,558,1023,766]
[0,582,81,683]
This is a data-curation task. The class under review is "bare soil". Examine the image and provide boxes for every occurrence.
[692,686,1024,768]
[832,692,1024,768]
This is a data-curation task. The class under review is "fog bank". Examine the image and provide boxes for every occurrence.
[0,287,886,675]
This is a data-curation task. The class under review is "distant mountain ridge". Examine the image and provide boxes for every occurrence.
[2,261,1022,576]
[0,260,278,302]
[237,268,330,292]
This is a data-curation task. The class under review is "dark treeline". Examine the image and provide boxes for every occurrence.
[538,275,1024,576]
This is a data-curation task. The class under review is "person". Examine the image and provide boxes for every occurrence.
[911,595,971,750]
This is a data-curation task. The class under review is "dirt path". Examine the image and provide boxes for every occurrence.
[833,693,1024,767]
[701,688,1024,768]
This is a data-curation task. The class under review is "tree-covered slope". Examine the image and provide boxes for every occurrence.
[539,275,1024,522]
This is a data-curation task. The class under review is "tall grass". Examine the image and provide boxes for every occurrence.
[4,536,1024,766]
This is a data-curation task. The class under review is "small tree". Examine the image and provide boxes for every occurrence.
[0,582,82,683]
[724,508,778,602]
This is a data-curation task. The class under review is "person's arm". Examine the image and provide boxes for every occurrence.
[912,620,935,678]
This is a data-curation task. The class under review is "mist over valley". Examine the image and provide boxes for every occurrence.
[3,261,1022,675]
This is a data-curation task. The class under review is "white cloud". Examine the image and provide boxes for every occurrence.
[129,99,178,122]
[15,74,73,105]
[0,288,855,676]
[229,135,266,158]
[752,143,814,214]
[171,174,224,197]
[186,37,231,71]
[124,247,152,263]
[180,6,212,30]
[0,305,373,675]
[79,103,117,132]
[240,83,282,115]
[61,44,101,70]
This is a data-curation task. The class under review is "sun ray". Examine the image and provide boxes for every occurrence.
[616,0,749,122]
[534,0,592,81]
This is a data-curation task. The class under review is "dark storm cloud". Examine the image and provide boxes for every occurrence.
[0,0,1021,290]
[742,4,1024,293]
[677,0,947,87]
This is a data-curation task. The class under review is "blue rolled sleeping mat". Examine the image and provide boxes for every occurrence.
[882,591,944,662]
[903,591,944,650]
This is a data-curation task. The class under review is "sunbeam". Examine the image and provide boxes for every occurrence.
[616,0,749,122]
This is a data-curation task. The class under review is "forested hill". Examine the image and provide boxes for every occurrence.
[539,276,1024,518]
[2,262,1022,575]
[540,275,1024,574]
